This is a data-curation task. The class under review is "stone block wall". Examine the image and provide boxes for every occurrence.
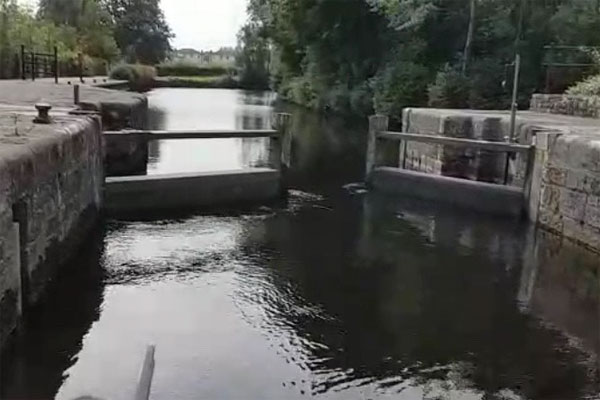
[0,114,103,349]
[534,133,600,252]
[95,97,150,177]
[530,94,600,118]
[401,108,526,185]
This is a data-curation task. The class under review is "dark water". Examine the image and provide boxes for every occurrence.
[2,88,600,400]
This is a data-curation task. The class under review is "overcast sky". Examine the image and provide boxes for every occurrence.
[162,0,248,51]
[20,0,249,51]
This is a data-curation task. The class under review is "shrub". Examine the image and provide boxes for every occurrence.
[566,74,600,96]
[467,58,509,109]
[109,64,156,91]
[372,61,430,120]
[279,76,318,108]
[156,61,230,77]
[427,66,471,109]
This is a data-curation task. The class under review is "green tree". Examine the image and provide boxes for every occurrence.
[104,0,172,64]
[38,0,119,63]
[236,22,270,89]
[0,0,13,78]
[246,0,600,119]
[38,0,86,26]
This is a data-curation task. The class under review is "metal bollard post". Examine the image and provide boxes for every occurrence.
[34,103,52,124]
[74,84,80,105]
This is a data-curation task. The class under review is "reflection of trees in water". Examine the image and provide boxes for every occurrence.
[276,103,368,191]
[146,106,167,130]
[236,110,271,130]
[241,137,270,168]
[239,91,277,107]
[519,230,600,371]
[235,100,273,167]
[147,139,160,164]
[0,227,106,399]
[235,191,599,399]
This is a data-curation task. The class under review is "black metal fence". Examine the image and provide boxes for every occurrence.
[543,45,600,93]
[20,45,58,83]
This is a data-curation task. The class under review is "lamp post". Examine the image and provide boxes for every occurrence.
[508,0,526,143]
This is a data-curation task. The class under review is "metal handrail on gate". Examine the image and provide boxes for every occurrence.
[366,115,534,188]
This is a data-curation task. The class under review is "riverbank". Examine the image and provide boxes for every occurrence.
[152,76,270,91]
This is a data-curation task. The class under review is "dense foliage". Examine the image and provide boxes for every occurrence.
[104,0,172,64]
[109,62,156,89]
[156,61,231,77]
[0,0,171,79]
[236,22,270,89]
[238,0,600,120]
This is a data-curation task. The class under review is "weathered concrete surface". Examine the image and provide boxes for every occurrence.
[531,94,600,119]
[0,111,103,349]
[370,167,524,217]
[16,76,128,89]
[0,80,150,176]
[105,168,282,215]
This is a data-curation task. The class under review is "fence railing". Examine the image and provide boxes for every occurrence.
[542,45,600,93]
[104,113,293,173]
[21,45,58,83]
[366,115,534,188]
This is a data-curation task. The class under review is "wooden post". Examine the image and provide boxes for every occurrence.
[271,113,292,170]
[275,113,292,169]
[53,46,58,84]
[10,223,22,317]
[366,115,389,180]
[30,51,35,81]
[73,84,80,105]
[20,45,25,80]
[271,113,292,194]
[78,52,84,83]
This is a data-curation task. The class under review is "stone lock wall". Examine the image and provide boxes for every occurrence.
[534,133,600,251]
[96,98,150,177]
[0,114,103,349]
[401,108,525,185]
[530,94,600,119]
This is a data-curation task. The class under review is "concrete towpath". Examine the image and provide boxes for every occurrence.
[0,79,143,111]
[15,75,127,88]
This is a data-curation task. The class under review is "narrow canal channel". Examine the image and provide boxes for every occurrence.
[2,88,599,400]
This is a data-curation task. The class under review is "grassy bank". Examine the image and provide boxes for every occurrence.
[156,61,233,77]
[109,64,157,91]
[109,63,271,91]
[153,75,240,89]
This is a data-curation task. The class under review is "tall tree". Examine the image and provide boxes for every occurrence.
[236,22,270,88]
[38,0,90,27]
[461,0,476,75]
[0,0,11,78]
[104,0,172,64]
